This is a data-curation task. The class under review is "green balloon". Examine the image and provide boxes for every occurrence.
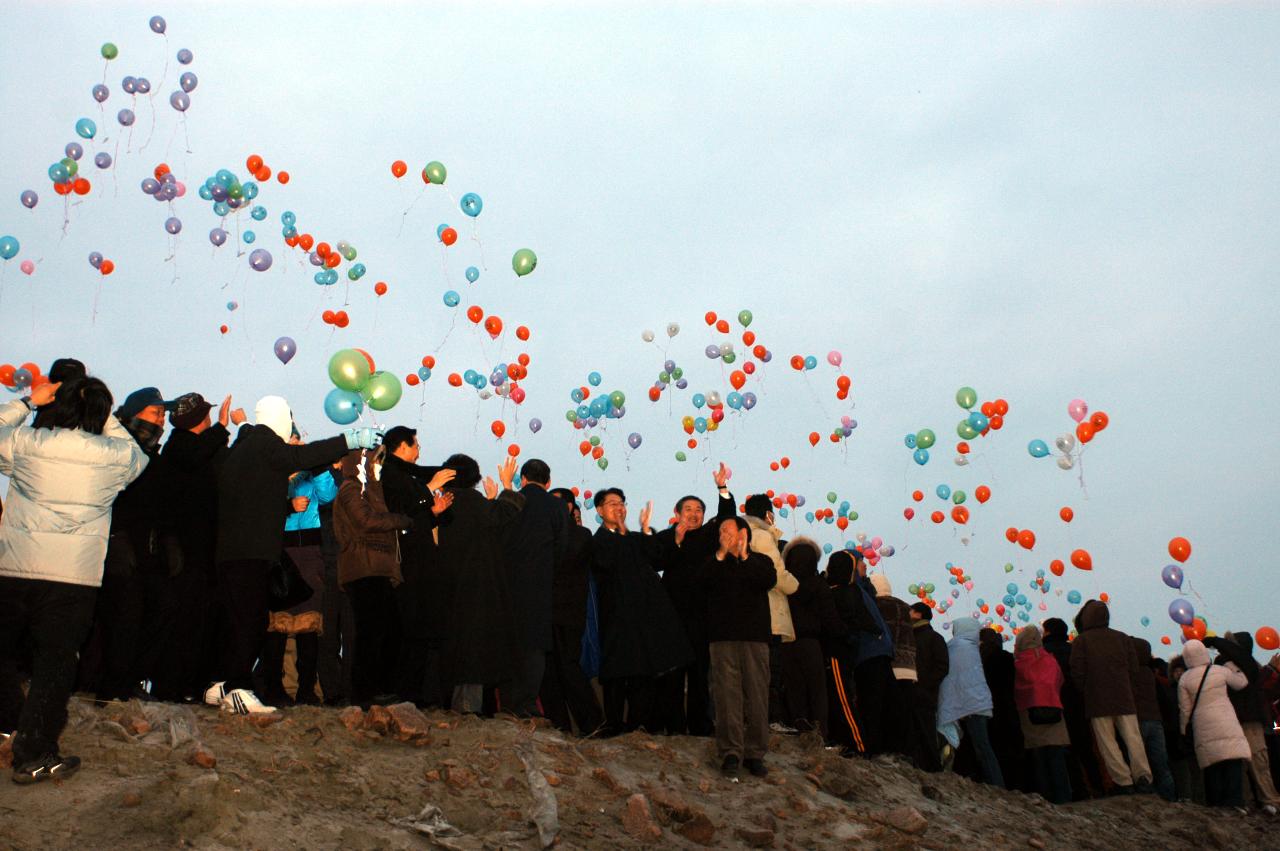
[609,390,625,409]
[722,351,736,364]
[908,584,920,595]
[826,492,837,503]
[956,419,979,440]
[658,371,670,384]
[423,161,447,185]
[597,457,608,471]
[101,43,118,60]
[848,511,859,521]
[738,309,753,327]
[589,435,601,447]
[915,428,936,449]
[1004,563,1014,573]
[675,451,687,462]
[62,157,78,177]
[565,409,577,422]
[363,370,403,411]
[672,367,684,380]
[328,349,371,393]
[342,245,357,261]
[512,248,537,277]
[955,386,977,410]
[952,490,967,505]
[925,583,935,594]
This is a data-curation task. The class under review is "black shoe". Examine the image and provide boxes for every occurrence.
[1112,784,1136,796]
[1134,781,1157,795]
[13,753,81,785]
[720,755,740,777]
[743,758,768,778]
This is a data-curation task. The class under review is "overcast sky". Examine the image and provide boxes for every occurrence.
[2,2,1279,651]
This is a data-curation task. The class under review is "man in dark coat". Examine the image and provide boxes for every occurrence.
[1131,636,1176,800]
[979,628,1024,791]
[824,551,881,755]
[435,454,524,714]
[540,489,604,734]
[592,488,693,734]
[209,396,373,715]
[1070,600,1152,793]
[378,426,455,707]
[1042,617,1104,798]
[651,462,735,735]
[155,393,239,701]
[502,459,568,717]
[909,602,949,771]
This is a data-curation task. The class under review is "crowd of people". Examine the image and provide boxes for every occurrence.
[1,361,1278,815]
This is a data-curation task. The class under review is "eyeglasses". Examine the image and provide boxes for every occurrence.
[600,500,626,509]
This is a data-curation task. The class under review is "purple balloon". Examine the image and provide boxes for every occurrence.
[164,217,182,235]
[92,84,109,103]
[88,251,103,269]
[149,15,166,34]
[94,152,112,169]
[169,91,190,112]
[273,336,296,365]
[704,344,720,359]
[135,77,151,95]
[249,248,273,272]
[1168,598,1195,626]
[121,76,137,95]
[20,190,37,209]
[180,72,198,93]
[209,228,228,247]
[529,418,542,433]
[117,108,135,127]
[141,178,160,195]
[627,432,642,449]
[177,48,193,65]
[65,142,83,161]
[1161,564,1184,590]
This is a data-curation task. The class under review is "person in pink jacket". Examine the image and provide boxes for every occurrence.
[1014,626,1072,803]
[1179,638,1251,809]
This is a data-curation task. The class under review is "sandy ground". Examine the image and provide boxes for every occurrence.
[0,698,1276,850]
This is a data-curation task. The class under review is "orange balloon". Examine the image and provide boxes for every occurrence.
[299,234,314,251]
[951,506,969,525]
[73,177,91,195]
[318,239,333,257]
[912,490,924,502]
[246,154,264,173]
[730,370,746,390]
[100,259,114,275]
[256,165,272,182]
[491,420,505,439]
[325,252,342,269]
[836,375,851,391]
[779,457,790,468]
[1182,618,1207,641]
[715,319,730,334]
[704,311,717,325]
[994,398,1009,416]
[808,432,819,446]
[374,282,387,296]
[53,181,72,195]
[391,160,407,178]
[1160,636,1171,646]
[980,402,995,417]
[422,355,437,369]
[1076,422,1095,443]
[154,163,171,179]
[1018,529,1036,550]
[441,227,458,246]
[578,441,591,456]
[484,316,503,338]
[791,355,805,371]
[975,485,990,504]
[507,444,521,457]
[647,386,661,402]
[406,373,420,387]
[276,170,290,184]
[448,373,462,387]
[957,441,970,455]
[333,311,349,328]
[516,354,529,367]
[931,511,944,524]
[1090,411,1109,432]
[591,446,603,460]
[1168,536,1191,563]
[466,306,484,324]
[1255,627,1280,651]
[1005,527,1019,543]
[1070,549,1092,571]
[988,414,1004,430]
[980,604,990,614]
[516,325,530,341]
[753,345,767,359]
[742,331,756,345]
[1049,559,1065,577]
[219,324,228,335]
[1059,507,1074,523]
[837,516,848,531]
[688,438,698,449]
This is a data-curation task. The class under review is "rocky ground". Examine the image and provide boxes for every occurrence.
[0,698,1275,850]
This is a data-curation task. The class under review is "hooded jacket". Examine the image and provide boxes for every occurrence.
[870,573,916,681]
[781,537,845,642]
[1211,632,1270,724]
[1179,639,1251,768]
[745,515,798,642]
[333,451,412,587]
[285,469,338,532]
[912,617,950,708]
[1069,600,1139,718]
[1014,626,1071,748]
[0,399,148,587]
[938,618,993,726]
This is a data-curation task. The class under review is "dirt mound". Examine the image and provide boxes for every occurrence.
[0,698,1272,849]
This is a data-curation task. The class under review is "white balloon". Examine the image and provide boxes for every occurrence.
[478,390,493,400]
[856,532,868,543]
[706,390,722,407]
[666,322,680,338]
[954,455,969,466]
[718,343,734,357]
[641,329,655,342]
[1057,455,1074,470]
[1055,433,1076,453]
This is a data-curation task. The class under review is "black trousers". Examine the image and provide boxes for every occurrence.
[826,654,867,754]
[503,648,546,717]
[394,560,448,707]
[94,553,180,701]
[853,655,893,756]
[317,556,354,704]
[346,576,402,706]
[883,677,918,760]
[655,644,713,736]
[158,552,219,700]
[913,697,943,771]
[780,638,829,737]
[602,676,656,732]
[0,578,97,765]
[540,624,603,734]
[215,559,271,692]
[1204,758,1246,808]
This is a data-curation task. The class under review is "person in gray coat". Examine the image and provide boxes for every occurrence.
[0,378,148,784]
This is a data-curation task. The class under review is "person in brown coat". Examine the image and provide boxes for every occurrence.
[1131,636,1176,799]
[334,449,416,708]
[1069,600,1152,793]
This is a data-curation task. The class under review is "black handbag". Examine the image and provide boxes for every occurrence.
[268,550,314,612]
[1028,706,1063,725]
[1179,667,1210,755]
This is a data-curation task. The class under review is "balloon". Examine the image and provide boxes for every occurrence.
[423,161,447,184]
[484,315,503,338]
[936,484,951,500]
[0,236,19,261]
[20,190,37,209]
[180,72,198,93]
[363,371,403,411]
[328,349,372,392]
[1168,536,1191,563]
[1067,590,1082,605]
[956,420,979,440]
[273,336,297,364]
[826,350,842,367]
[1055,433,1076,455]
[913,448,930,466]
[164,216,182,235]
[169,91,191,112]
[512,248,537,277]
[915,429,936,449]
[1050,559,1064,577]
[1017,529,1036,550]
[19,260,33,275]
[99,259,115,276]
[737,309,753,327]
[528,418,542,434]
[955,386,977,409]
[1255,627,1280,652]
[1161,564,1184,589]
[1027,439,1050,458]
[101,42,118,60]
[323,388,364,425]
[390,160,408,178]
[440,227,458,246]
[967,411,989,432]
[460,192,483,217]
[641,329,655,342]
[1182,618,1207,641]
[627,432,642,449]
[465,266,480,283]
[117,108,135,126]
[149,15,166,33]
[1090,411,1109,432]
[975,485,991,504]
[75,118,97,140]
[1070,549,1092,571]
[1168,598,1195,626]
[443,290,461,307]
[177,48,193,64]
[1056,456,1075,471]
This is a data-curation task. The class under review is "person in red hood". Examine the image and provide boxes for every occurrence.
[1014,625,1071,804]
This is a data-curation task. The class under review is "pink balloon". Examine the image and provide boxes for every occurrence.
[19,260,33,275]
[827,350,842,367]
[175,181,187,198]
[963,581,974,591]
[1068,398,1088,423]
[870,536,883,550]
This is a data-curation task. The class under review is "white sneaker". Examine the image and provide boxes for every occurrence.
[1263,804,1278,816]
[203,682,227,706]
[220,689,278,716]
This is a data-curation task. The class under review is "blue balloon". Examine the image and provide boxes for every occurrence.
[1027,439,1050,458]
[692,393,706,409]
[0,236,18,261]
[460,192,483,217]
[117,108,135,127]
[443,290,460,307]
[243,230,256,244]
[1006,583,1018,595]
[571,388,584,403]
[436,223,448,238]
[75,118,97,140]
[904,433,917,449]
[805,512,815,523]
[967,412,989,432]
[587,371,602,387]
[1161,564,1184,590]
[695,418,707,433]
[281,211,297,227]
[1067,590,1082,605]
[936,484,951,500]
[913,447,930,466]
[576,404,590,420]
[323,388,364,425]
[803,355,818,370]
[1168,598,1195,626]
[243,182,259,200]
[465,266,480,283]
[823,543,833,554]
[1141,616,1151,627]
[251,205,267,221]
[726,392,743,410]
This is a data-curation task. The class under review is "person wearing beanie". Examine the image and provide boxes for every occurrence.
[208,396,380,716]
[779,536,844,737]
[869,572,919,761]
[909,602,949,771]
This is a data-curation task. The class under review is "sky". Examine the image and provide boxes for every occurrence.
[2,2,1279,652]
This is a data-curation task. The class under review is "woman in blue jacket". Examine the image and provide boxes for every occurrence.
[937,617,1004,787]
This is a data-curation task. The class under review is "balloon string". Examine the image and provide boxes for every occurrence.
[139,91,158,153]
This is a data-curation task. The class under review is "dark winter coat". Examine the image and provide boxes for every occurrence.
[702,551,776,643]
[870,573,916,681]
[553,524,593,631]
[653,492,735,648]
[107,425,166,576]
[437,485,525,686]
[333,452,413,588]
[1069,600,1139,718]
[158,423,229,571]
[780,538,845,642]
[912,620,950,709]
[1130,637,1163,723]
[379,454,447,640]
[591,527,693,679]
[505,484,569,652]
[1209,633,1269,724]
[215,424,348,564]
[825,580,887,666]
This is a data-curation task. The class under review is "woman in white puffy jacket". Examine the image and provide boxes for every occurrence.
[1179,638,1251,808]
[0,378,148,784]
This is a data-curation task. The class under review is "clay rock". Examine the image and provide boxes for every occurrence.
[445,765,477,789]
[818,770,857,801]
[365,705,394,734]
[121,791,142,808]
[871,806,928,835]
[188,748,217,769]
[621,794,662,841]
[385,702,432,742]
[675,813,716,846]
[735,827,776,847]
[338,706,365,731]
[649,788,701,823]
[592,766,626,796]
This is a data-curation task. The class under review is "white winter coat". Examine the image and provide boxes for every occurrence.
[745,515,798,643]
[0,399,148,587]
[1179,639,1251,768]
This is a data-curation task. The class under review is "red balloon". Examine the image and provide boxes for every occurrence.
[1090,411,1109,431]
[322,310,335,324]
[100,259,115,275]
[591,446,603,460]
[730,370,746,390]
[704,311,717,326]
[744,362,756,376]
[770,461,780,471]
[1060,507,1074,523]
[951,506,969,525]
[904,507,915,520]
[491,420,506,439]
[507,444,521,457]
[374,281,387,296]
[448,373,462,387]
[1168,536,1191,563]
[1182,618,1207,641]
[779,457,790,468]
[516,325,530,341]
[484,315,503,339]
[467,305,484,324]
[421,355,436,369]
[1076,422,1095,444]
[53,181,73,195]
[246,155,264,173]
[73,177,91,195]
[1160,636,1171,646]
[0,364,14,387]
[994,398,1009,415]
[980,402,995,417]
[931,511,944,524]
[406,373,420,386]
[786,494,798,508]
[1070,549,1092,571]
[742,331,756,345]
[316,242,331,258]
[256,165,272,182]
[715,319,730,334]
[1005,527,1019,543]
[1018,529,1036,550]
[516,353,529,367]
[299,234,315,251]
[1255,627,1279,651]
[647,386,661,402]
[276,171,290,184]
[333,311,349,328]
[912,490,924,502]
[753,345,767,359]
[579,441,591,456]
[440,227,458,246]
[836,375,851,391]
[219,324,228,335]
[391,160,407,178]
[974,485,990,503]
[988,414,1003,430]
[1049,559,1065,576]
[790,355,805,371]
[325,253,342,268]
[808,431,819,446]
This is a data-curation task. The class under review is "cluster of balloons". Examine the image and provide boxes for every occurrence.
[803,492,859,531]
[0,361,52,394]
[768,456,792,472]
[41,117,98,198]
[852,533,894,569]
[952,389,1009,466]
[824,414,857,444]
[321,309,350,329]
[139,163,187,228]
[405,355,436,387]
[323,348,402,424]
[87,250,116,276]
[904,428,936,465]
[640,323,682,343]
[1029,399,1110,469]
[907,580,939,609]
[577,434,611,470]
[647,357,689,402]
